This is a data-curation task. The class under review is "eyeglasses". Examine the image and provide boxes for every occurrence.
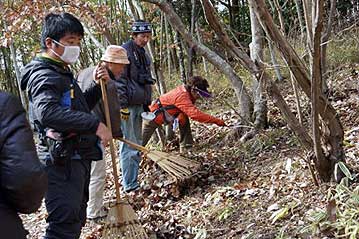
[193,87,212,98]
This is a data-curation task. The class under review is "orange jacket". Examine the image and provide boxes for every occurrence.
[149,85,223,126]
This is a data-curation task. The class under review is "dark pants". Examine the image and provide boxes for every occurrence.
[44,157,91,239]
[0,204,28,239]
[142,116,193,148]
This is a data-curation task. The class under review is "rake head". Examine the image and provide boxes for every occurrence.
[102,200,148,239]
[146,150,201,180]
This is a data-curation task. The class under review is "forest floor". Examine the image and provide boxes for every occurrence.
[22,63,359,239]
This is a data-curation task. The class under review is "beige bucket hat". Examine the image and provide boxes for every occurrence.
[101,45,130,64]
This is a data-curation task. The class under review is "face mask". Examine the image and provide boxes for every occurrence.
[51,39,80,64]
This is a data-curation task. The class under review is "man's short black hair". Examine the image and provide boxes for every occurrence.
[40,12,84,49]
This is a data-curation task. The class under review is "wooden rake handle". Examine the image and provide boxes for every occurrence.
[100,78,122,203]
[117,137,149,154]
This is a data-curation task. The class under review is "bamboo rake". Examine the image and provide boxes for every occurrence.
[100,77,147,239]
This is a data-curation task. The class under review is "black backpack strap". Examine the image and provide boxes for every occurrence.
[153,99,180,124]
[154,99,177,114]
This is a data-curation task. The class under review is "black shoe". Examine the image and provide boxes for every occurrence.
[125,185,140,193]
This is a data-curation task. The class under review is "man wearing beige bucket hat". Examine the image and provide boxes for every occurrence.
[77,45,129,223]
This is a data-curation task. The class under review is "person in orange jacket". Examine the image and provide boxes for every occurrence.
[142,76,226,152]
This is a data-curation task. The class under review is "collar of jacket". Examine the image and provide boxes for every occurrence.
[130,39,145,52]
[182,84,197,103]
[35,53,71,73]
[106,68,117,81]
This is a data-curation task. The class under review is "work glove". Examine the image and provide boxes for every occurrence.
[120,108,130,120]
[215,119,226,127]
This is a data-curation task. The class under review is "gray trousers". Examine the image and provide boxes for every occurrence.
[87,158,106,219]
[142,116,193,148]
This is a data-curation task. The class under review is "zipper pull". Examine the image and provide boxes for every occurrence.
[70,84,74,99]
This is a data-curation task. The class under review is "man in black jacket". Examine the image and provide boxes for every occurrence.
[0,91,47,239]
[117,20,154,193]
[21,13,112,238]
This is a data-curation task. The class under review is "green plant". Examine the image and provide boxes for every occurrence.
[301,169,359,238]
[218,205,235,221]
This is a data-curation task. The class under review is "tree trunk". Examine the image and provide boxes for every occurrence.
[267,80,313,151]
[321,0,336,91]
[232,0,240,30]
[159,12,164,70]
[84,25,105,49]
[169,29,178,72]
[268,40,283,81]
[175,31,187,83]
[294,0,305,42]
[187,0,197,78]
[1,48,13,93]
[129,0,144,19]
[4,20,26,107]
[311,0,330,181]
[249,2,267,129]
[291,72,304,125]
[303,0,313,65]
[250,0,345,181]
[126,0,138,19]
[227,1,234,29]
[196,22,208,76]
[164,17,172,77]
[273,0,286,34]
[9,41,26,107]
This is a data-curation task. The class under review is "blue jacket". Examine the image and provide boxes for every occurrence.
[117,40,154,108]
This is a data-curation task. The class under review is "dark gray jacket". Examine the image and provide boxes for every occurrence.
[21,56,102,160]
[118,40,153,108]
[0,91,47,238]
[77,66,122,138]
